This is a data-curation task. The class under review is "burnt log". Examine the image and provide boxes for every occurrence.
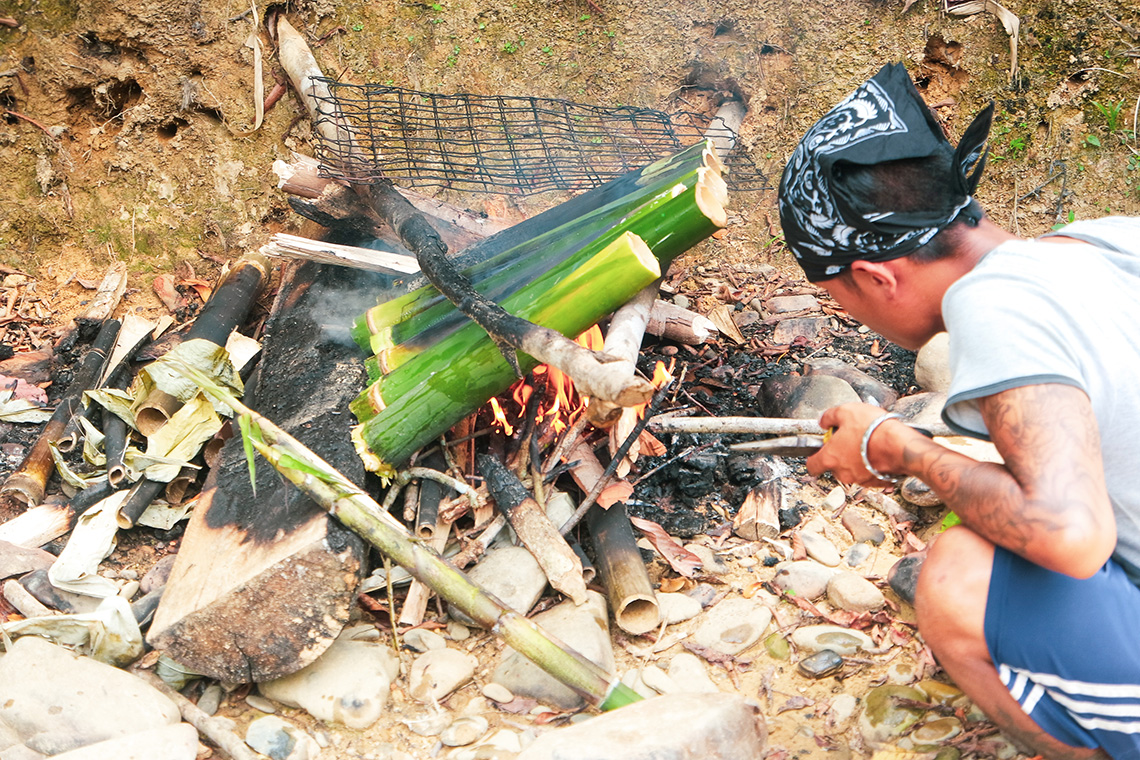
[147,261,375,682]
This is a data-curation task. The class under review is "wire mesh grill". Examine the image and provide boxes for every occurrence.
[310,81,768,194]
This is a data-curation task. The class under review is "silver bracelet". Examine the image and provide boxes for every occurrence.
[860,412,904,484]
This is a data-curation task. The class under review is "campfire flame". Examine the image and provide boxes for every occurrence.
[485,328,676,439]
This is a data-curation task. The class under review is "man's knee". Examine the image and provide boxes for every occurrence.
[915,526,994,652]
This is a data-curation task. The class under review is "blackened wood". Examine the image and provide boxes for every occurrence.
[586,499,660,635]
[147,261,373,682]
[1,319,120,506]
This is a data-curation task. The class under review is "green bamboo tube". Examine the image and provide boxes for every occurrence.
[165,363,640,712]
[369,164,727,374]
[351,231,658,418]
[350,141,720,350]
[351,233,661,469]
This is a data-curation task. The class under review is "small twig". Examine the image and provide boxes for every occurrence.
[384,555,401,656]
[544,413,589,476]
[560,379,673,536]
[0,17,18,27]
[3,109,53,137]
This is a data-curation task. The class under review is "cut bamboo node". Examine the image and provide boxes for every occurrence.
[134,390,182,437]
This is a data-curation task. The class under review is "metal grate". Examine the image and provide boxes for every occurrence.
[310,81,768,194]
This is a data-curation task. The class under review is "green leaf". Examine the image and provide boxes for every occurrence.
[238,414,257,495]
[940,511,962,531]
[1085,134,1101,148]
[278,450,337,482]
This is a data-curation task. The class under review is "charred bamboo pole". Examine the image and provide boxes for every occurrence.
[116,477,166,529]
[171,361,640,711]
[586,500,661,636]
[2,319,120,506]
[479,454,588,606]
[133,253,269,436]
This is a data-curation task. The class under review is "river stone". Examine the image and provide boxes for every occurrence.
[756,374,861,420]
[492,591,613,710]
[481,683,514,704]
[916,680,966,707]
[887,660,919,685]
[197,684,224,716]
[403,627,447,652]
[667,653,719,694]
[828,694,859,729]
[771,560,836,600]
[768,294,819,313]
[400,708,451,737]
[860,684,927,744]
[259,624,400,729]
[692,596,772,656]
[409,647,479,704]
[448,545,547,627]
[800,531,840,566]
[827,572,886,613]
[797,650,844,679]
[844,543,873,567]
[639,664,677,695]
[841,509,886,545]
[47,724,198,760]
[804,357,899,408]
[452,729,525,760]
[517,693,767,760]
[244,715,320,760]
[890,392,948,432]
[888,553,925,606]
[0,636,180,755]
[441,716,489,747]
[763,632,791,660]
[915,332,951,392]
[790,625,874,656]
[656,591,702,624]
[823,486,846,512]
[772,316,829,345]
[907,717,963,746]
[900,476,943,507]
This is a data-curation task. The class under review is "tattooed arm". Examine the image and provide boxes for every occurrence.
[807,384,1116,578]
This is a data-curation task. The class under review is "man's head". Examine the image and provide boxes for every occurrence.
[778,63,994,283]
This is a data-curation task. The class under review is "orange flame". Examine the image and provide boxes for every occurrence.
[489,397,513,436]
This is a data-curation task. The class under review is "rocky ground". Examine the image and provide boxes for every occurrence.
[1,258,1021,760]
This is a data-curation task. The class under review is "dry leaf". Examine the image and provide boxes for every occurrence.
[629,515,702,577]
[705,304,746,344]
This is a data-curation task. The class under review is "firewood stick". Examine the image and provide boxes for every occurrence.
[645,299,718,345]
[260,234,420,276]
[0,480,113,548]
[647,415,953,437]
[587,280,661,428]
[479,454,588,606]
[569,445,660,635]
[133,669,271,760]
[398,519,450,628]
[2,319,120,506]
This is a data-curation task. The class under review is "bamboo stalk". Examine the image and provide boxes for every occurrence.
[169,361,640,711]
[2,319,120,506]
[352,233,662,474]
[133,253,269,436]
[586,500,661,636]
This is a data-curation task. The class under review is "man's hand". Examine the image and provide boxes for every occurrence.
[809,385,1115,579]
[806,402,912,486]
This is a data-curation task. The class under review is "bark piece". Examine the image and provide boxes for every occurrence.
[147,262,369,682]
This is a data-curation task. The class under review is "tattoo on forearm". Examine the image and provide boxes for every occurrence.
[900,384,1108,559]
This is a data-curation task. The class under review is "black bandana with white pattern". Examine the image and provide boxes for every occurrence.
[778,63,994,281]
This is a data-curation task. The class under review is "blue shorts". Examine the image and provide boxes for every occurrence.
[985,547,1140,759]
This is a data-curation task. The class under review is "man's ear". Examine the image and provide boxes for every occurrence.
[848,260,898,295]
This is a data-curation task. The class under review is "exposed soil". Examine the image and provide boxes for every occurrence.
[2,0,1140,757]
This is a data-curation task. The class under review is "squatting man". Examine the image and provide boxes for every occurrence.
[778,62,1140,760]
